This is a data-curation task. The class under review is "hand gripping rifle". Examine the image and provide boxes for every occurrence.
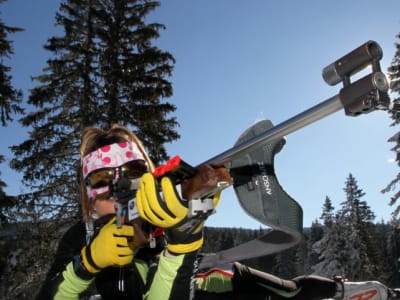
[116,41,391,267]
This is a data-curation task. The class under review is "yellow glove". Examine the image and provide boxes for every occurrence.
[136,173,221,254]
[81,217,134,274]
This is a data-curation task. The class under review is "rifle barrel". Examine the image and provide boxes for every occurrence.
[200,94,343,168]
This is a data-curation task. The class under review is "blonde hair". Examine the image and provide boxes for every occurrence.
[79,124,155,221]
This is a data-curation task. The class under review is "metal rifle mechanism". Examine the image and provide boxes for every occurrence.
[117,41,392,267]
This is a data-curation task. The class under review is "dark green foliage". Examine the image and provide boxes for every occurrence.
[271,241,306,279]
[371,221,392,284]
[0,218,77,299]
[9,0,178,220]
[385,218,400,286]
[0,0,24,127]
[0,0,24,225]
[383,33,400,218]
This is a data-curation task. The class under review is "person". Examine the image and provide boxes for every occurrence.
[36,124,389,300]
[36,124,209,300]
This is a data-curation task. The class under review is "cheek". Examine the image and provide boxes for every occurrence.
[94,200,116,216]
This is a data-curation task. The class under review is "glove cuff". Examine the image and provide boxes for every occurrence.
[166,236,204,255]
[81,246,101,274]
[73,255,95,280]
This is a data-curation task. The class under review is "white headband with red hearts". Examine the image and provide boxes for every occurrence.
[82,141,145,199]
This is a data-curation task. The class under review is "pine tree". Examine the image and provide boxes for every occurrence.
[337,173,376,280]
[312,175,378,280]
[272,246,303,278]
[0,0,23,224]
[382,32,400,219]
[306,219,324,272]
[311,197,347,278]
[340,174,375,225]
[311,216,347,278]
[371,220,392,284]
[320,196,335,227]
[306,199,333,273]
[0,0,23,127]
[386,218,400,286]
[9,0,178,220]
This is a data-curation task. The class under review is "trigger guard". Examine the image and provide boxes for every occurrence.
[188,198,215,218]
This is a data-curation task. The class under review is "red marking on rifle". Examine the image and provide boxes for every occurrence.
[349,289,377,300]
[153,155,182,178]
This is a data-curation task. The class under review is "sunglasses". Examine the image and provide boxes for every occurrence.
[85,160,147,189]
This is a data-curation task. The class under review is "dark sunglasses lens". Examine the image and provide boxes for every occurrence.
[121,160,147,179]
[85,160,147,188]
[87,169,114,188]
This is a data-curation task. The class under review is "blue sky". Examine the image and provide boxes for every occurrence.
[1,0,400,228]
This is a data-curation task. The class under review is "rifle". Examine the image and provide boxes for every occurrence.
[155,40,390,210]
[113,40,391,259]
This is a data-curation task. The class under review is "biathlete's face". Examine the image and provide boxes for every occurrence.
[82,141,148,217]
[93,197,117,217]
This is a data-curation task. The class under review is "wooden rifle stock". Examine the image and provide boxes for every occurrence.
[153,155,233,200]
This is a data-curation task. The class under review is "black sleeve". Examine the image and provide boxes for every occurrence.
[291,275,337,300]
[231,262,338,300]
[35,221,86,300]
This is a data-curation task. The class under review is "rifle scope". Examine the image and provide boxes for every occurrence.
[322,40,383,86]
